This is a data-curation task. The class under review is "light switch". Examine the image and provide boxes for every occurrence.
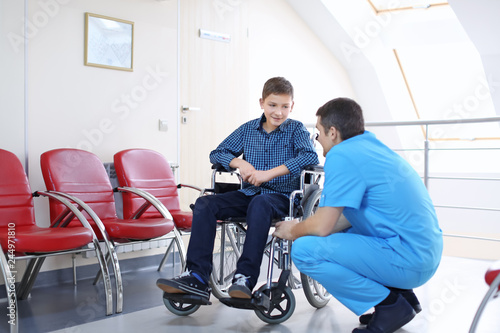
[159,119,168,132]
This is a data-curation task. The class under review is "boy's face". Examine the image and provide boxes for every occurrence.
[259,93,294,132]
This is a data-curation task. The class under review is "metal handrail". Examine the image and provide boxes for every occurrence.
[366,116,500,187]
[365,116,500,243]
[365,116,500,127]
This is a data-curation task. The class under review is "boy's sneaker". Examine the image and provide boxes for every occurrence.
[228,274,252,299]
[156,271,210,300]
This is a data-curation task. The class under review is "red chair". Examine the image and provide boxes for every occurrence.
[40,148,176,313]
[114,148,198,270]
[0,149,114,333]
[469,261,500,332]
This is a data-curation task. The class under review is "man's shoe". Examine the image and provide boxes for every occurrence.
[353,294,416,333]
[228,274,252,299]
[156,271,210,299]
[359,289,421,325]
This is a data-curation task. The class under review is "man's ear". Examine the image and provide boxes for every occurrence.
[259,98,264,109]
[330,126,342,144]
[329,126,337,139]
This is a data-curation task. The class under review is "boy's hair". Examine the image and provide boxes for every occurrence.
[316,97,365,141]
[262,77,294,100]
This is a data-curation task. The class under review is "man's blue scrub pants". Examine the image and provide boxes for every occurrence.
[292,233,438,315]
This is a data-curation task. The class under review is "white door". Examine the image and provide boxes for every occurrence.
[179,0,250,208]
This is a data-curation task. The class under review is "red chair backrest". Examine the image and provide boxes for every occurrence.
[114,149,181,219]
[0,149,35,228]
[40,149,117,222]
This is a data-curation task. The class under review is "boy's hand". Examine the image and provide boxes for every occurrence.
[246,170,273,187]
[230,159,257,183]
[238,163,257,183]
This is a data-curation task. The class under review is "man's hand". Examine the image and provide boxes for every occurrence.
[273,207,345,241]
[273,219,300,240]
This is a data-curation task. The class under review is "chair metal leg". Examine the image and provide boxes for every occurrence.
[16,258,36,299]
[72,253,77,286]
[469,272,500,333]
[158,229,187,272]
[0,251,18,333]
[173,229,187,271]
[17,257,45,300]
[102,239,123,314]
[157,239,176,272]
[91,238,114,316]
[93,251,110,285]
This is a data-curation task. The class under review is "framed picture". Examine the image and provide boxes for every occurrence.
[84,13,134,72]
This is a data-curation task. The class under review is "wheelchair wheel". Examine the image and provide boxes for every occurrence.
[300,273,332,308]
[300,188,331,308]
[162,293,201,316]
[302,188,322,219]
[210,223,245,299]
[254,283,296,324]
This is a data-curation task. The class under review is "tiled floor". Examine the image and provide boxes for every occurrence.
[2,255,499,333]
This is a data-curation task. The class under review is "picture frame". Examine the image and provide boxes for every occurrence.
[84,13,134,72]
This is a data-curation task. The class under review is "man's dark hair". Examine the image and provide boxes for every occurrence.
[262,77,294,100]
[316,97,365,141]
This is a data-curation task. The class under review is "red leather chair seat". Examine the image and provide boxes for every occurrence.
[0,225,93,253]
[170,210,193,230]
[101,217,174,241]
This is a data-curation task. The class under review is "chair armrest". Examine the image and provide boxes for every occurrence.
[116,186,174,220]
[35,191,98,237]
[38,190,111,243]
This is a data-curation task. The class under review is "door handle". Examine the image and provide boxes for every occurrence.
[181,105,201,112]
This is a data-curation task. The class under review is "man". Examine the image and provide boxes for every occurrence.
[273,97,443,333]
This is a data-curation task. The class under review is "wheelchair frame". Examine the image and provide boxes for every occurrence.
[162,165,331,324]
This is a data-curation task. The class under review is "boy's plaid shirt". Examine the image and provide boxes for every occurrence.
[210,114,319,197]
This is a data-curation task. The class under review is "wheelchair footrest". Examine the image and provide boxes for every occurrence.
[162,292,212,306]
[219,291,270,311]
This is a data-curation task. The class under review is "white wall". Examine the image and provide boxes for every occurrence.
[449,0,500,115]
[248,0,355,129]
[23,0,179,227]
[1,0,179,274]
[1,0,26,167]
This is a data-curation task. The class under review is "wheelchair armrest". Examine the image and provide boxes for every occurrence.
[304,164,324,172]
[212,163,237,172]
[178,184,203,192]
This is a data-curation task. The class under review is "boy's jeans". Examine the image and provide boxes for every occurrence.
[186,191,289,289]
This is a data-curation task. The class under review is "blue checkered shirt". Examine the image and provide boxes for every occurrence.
[209,114,319,197]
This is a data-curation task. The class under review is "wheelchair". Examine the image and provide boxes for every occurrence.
[162,164,331,324]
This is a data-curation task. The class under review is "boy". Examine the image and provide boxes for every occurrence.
[274,97,443,333]
[157,77,319,300]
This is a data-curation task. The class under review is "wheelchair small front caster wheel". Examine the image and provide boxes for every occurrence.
[162,292,201,316]
[254,282,296,324]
